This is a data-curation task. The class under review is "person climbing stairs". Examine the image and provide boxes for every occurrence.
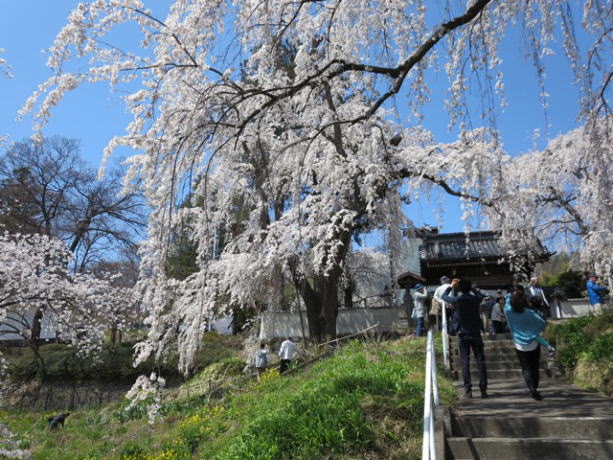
[444,333,613,459]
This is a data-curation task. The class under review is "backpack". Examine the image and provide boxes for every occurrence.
[429,298,440,315]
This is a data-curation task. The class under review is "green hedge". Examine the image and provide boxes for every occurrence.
[1,332,243,384]
[544,310,613,395]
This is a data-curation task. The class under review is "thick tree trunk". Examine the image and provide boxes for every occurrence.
[289,230,351,343]
[294,270,342,342]
[30,307,44,342]
[297,277,324,341]
[316,274,340,341]
[344,278,354,309]
[110,325,122,345]
[28,339,46,378]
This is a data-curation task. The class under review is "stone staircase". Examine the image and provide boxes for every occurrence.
[444,333,613,459]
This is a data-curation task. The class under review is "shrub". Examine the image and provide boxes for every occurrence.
[546,311,613,394]
[1,331,243,384]
[556,270,586,298]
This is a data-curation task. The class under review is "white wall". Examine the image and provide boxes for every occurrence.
[0,308,57,341]
[400,237,422,275]
[554,298,596,318]
[259,307,405,340]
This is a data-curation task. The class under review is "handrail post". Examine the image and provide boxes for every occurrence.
[431,333,440,407]
[441,301,450,368]
[422,329,438,460]
[422,330,433,460]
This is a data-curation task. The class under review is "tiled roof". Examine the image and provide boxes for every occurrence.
[397,270,427,287]
[420,231,503,261]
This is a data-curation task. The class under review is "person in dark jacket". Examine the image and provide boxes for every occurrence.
[442,278,488,398]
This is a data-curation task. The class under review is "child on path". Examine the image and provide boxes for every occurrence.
[490,297,506,335]
[412,284,428,337]
[254,343,268,379]
[278,337,297,374]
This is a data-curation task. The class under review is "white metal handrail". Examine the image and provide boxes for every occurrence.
[441,302,450,368]
[422,329,440,460]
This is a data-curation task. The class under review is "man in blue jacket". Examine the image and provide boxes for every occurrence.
[442,278,488,399]
[587,273,609,314]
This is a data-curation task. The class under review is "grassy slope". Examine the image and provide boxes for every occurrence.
[0,336,455,460]
[544,310,613,395]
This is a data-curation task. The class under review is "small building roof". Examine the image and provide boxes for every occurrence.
[420,230,503,261]
[397,270,427,288]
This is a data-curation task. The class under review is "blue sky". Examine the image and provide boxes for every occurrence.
[0,1,587,234]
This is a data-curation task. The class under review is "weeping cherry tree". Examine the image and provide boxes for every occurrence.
[19,0,611,373]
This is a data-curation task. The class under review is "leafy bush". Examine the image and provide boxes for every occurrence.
[556,270,586,298]
[190,357,245,386]
[1,331,243,384]
[545,310,613,394]
[539,263,585,298]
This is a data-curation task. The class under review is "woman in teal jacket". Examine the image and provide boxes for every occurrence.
[504,288,550,401]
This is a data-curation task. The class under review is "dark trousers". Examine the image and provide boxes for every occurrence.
[492,320,505,334]
[459,334,487,392]
[415,317,425,337]
[516,346,541,392]
[427,314,439,330]
[446,308,456,335]
[279,359,291,374]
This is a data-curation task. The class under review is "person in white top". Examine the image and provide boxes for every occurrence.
[278,337,297,374]
[433,276,455,332]
[490,297,506,334]
[412,284,428,337]
[527,277,550,317]
[254,342,269,379]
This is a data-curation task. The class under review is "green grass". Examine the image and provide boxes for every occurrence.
[0,336,455,460]
[544,310,613,395]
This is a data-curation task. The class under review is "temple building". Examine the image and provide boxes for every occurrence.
[398,228,551,290]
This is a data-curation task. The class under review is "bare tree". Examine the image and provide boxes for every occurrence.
[0,136,146,340]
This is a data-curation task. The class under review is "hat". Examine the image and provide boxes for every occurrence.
[440,276,450,283]
[414,283,424,290]
[588,273,598,278]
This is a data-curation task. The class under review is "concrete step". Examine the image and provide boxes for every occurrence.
[449,343,516,353]
[451,416,613,439]
[453,368,551,382]
[450,348,518,360]
[447,437,613,460]
[449,352,551,370]
[480,361,522,370]
[451,358,549,369]
[449,339,516,349]
[482,354,525,363]
[448,333,512,342]
[480,333,512,341]
[450,343,516,351]
[453,379,613,418]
